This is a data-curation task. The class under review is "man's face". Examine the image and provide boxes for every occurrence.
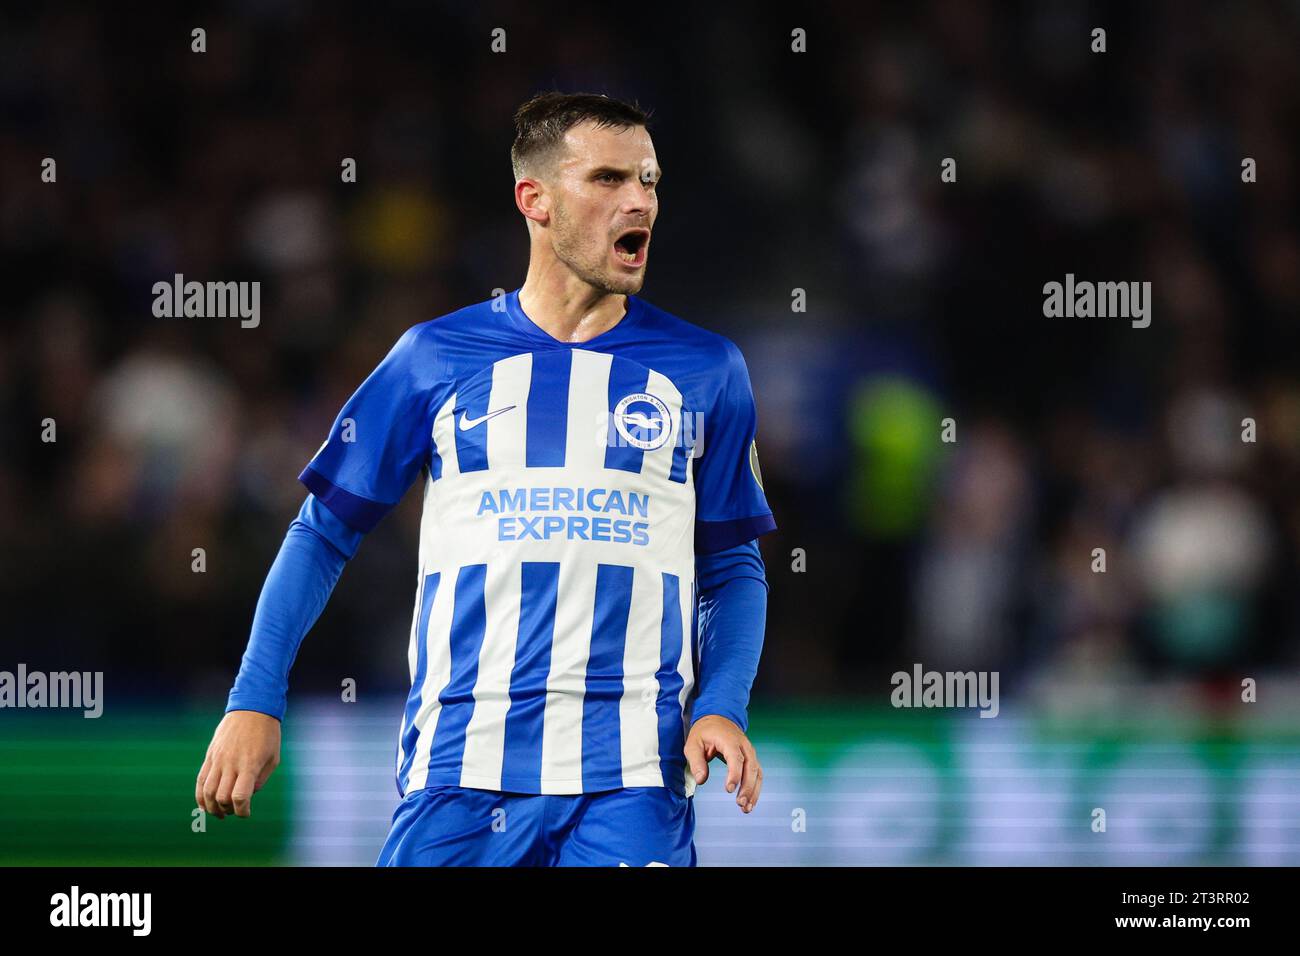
[543,121,660,296]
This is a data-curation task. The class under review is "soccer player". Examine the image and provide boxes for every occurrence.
[196,92,778,866]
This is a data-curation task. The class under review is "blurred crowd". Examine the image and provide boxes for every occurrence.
[2,1,1298,713]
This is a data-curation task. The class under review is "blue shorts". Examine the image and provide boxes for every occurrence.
[376,785,696,867]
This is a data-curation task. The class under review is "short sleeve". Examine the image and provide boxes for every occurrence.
[298,325,439,534]
[692,339,778,554]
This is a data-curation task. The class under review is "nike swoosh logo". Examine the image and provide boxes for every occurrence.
[458,405,517,431]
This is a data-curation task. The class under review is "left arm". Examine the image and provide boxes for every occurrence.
[685,336,777,813]
[685,538,769,813]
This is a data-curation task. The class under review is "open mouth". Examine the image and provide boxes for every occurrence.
[613,228,650,267]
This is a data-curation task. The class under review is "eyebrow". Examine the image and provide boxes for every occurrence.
[589,163,664,180]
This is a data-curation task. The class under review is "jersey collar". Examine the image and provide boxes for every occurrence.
[505,287,644,348]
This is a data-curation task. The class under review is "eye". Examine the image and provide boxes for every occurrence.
[597,172,620,184]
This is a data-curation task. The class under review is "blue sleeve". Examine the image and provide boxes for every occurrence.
[692,339,778,554]
[689,538,769,733]
[299,323,441,534]
[225,494,364,721]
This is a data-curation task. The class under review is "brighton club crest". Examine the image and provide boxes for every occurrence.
[613,392,672,451]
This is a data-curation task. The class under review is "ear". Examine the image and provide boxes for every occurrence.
[515,177,550,226]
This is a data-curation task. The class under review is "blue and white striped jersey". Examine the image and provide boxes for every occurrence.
[300,289,776,797]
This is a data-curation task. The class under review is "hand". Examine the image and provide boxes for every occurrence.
[195,710,281,819]
[684,714,763,813]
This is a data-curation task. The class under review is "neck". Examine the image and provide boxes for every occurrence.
[518,258,630,344]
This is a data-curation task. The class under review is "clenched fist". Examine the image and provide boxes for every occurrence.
[195,710,281,819]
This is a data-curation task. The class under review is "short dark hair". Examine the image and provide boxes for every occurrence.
[511,91,650,180]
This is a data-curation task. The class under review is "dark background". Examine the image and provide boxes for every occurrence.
[3,1,1299,723]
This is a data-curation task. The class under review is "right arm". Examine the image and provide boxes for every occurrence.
[198,323,440,818]
[195,494,362,818]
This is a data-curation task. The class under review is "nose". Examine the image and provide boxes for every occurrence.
[621,179,654,215]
